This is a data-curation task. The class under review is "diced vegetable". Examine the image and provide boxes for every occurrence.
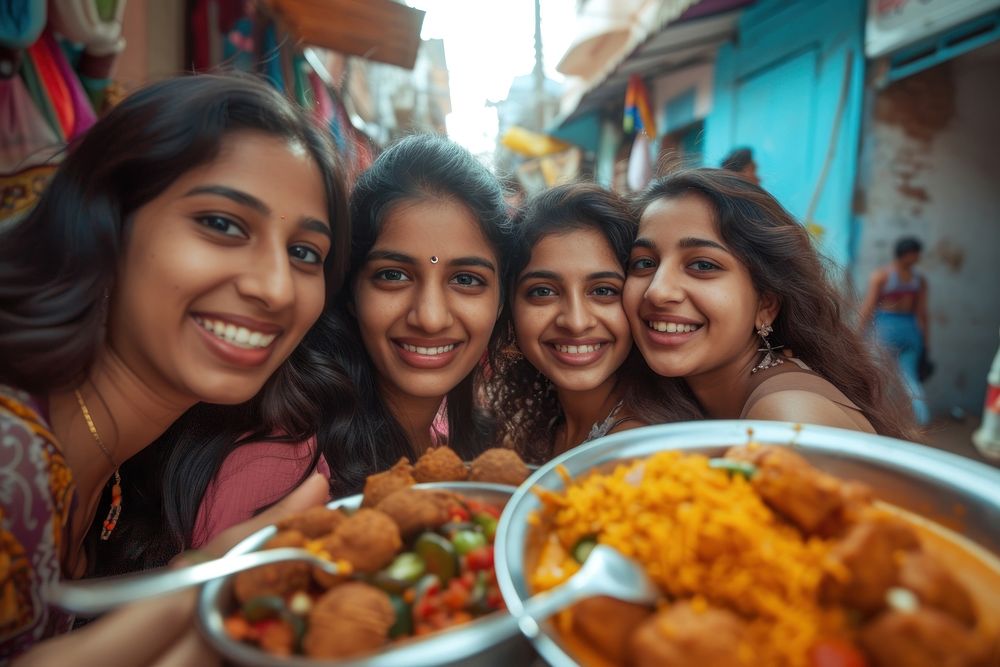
[415,532,458,584]
[387,594,413,638]
[386,551,427,583]
[708,458,757,480]
[451,529,488,555]
[468,570,491,615]
[464,545,494,572]
[472,513,498,541]
[241,595,287,622]
[571,536,598,563]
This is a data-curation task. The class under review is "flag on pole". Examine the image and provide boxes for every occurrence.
[624,74,657,137]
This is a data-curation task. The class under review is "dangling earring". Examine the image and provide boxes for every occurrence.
[751,322,784,374]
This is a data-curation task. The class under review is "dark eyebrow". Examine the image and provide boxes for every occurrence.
[186,185,331,238]
[519,269,560,283]
[449,256,496,273]
[185,185,269,214]
[301,218,332,239]
[588,270,626,282]
[632,237,656,250]
[365,250,416,264]
[678,236,730,252]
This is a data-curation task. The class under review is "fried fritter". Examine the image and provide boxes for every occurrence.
[628,601,751,667]
[303,582,395,659]
[276,506,347,539]
[414,446,468,483]
[318,509,402,575]
[233,529,311,603]
[362,457,416,508]
[376,488,460,538]
[468,448,530,486]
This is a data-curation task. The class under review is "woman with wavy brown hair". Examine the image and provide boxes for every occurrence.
[486,183,697,464]
[623,168,917,440]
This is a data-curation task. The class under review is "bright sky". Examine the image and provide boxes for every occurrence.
[408,0,578,155]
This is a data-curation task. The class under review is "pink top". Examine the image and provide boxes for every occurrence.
[192,437,330,547]
[194,400,448,547]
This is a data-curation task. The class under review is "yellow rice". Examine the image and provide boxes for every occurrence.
[531,450,849,667]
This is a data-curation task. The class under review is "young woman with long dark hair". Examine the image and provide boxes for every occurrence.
[190,133,513,543]
[623,169,916,439]
[486,183,697,464]
[0,73,350,662]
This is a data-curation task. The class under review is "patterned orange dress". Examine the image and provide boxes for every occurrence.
[0,384,76,661]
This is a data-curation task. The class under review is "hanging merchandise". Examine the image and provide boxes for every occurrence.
[500,126,572,158]
[18,51,64,143]
[48,0,126,59]
[25,33,75,139]
[623,74,657,137]
[0,67,58,171]
[626,130,653,192]
[43,31,96,138]
[49,0,127,110]
[0,0,47,49]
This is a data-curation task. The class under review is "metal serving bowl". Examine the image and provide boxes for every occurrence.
[493,420,1000,667]
[199,481,535,667]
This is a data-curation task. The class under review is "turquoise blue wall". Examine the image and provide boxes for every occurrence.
[704,0,866,267]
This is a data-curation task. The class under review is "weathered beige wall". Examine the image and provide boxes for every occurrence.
[116,0,185,89]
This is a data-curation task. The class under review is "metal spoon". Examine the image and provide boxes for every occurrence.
[507,544,660,638]
[45,547,341,616]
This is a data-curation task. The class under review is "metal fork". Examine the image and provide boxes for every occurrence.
[45,547,340,616]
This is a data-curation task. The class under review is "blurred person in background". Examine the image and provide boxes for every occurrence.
[859,236,931,426]
[720,146,761,186]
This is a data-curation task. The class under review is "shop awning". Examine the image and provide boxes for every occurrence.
[268,0,425,70]
[556,0,698,78]
[554,4,744,127]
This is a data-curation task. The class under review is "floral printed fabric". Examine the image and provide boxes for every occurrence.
[0,384,76,660]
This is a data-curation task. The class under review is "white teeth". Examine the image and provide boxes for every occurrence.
[401,343,456,355]
[194,317,277,349]
[554,343,602,354]
[648,321,700,333]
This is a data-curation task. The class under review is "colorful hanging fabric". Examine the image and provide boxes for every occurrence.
[25,32,74,139]
[0,0,46,49]
[49,0,127,57]
[623,74,657,137]
[46,32,95,139]
[260,22,284,91]
[18,52,65,143]
[626,131,653,192]
[0,73,58,172]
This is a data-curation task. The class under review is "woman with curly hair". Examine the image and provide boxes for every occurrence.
[486,183,696,463]
[623,169,916,439]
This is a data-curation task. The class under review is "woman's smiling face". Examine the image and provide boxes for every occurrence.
[352,197,501,402]
[623,194,774,382]
[513,227,631,394]
[107,131,332,406]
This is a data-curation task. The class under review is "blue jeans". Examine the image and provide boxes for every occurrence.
[874,312,930,425]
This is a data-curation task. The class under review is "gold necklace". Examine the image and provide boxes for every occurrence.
[74,389,123,540]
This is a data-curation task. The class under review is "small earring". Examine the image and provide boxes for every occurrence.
[751,322,784,374]
[430,256,439,264]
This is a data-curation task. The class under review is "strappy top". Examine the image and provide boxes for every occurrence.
[877,269,923,312]
[739,359,874,433]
